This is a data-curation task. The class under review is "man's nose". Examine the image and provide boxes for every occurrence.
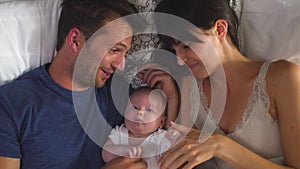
[112,55,126,71]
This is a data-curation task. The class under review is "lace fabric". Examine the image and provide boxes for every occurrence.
[196,62,273,134]
[124,0,244,88]
[193,62,284,167]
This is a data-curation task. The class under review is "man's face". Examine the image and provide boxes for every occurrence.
[73,18,133,89]
[94,36,132,88]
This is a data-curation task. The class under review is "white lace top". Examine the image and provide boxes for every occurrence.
[193,62,284,168]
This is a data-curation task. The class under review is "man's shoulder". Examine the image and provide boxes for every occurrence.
[0,65,46,92]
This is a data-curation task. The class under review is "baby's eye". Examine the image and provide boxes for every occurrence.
[133,106,139,110]
[145,108,153,113]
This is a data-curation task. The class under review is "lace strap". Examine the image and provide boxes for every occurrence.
[251,61,272,106]
[256,61,272,83]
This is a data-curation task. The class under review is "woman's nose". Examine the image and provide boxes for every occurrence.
[173,47,188,65]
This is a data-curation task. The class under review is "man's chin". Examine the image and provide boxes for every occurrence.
[95,79,107,88]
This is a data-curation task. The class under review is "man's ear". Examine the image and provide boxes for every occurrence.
[214,19,228,39]
[67,28,83,53]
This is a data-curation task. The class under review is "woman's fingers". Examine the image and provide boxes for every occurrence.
[160,141,205,169]
[143,69,170,87]
[160,123,209,168]
[169,121,191,135]
[166,128,183,144]
[159,142,186,168]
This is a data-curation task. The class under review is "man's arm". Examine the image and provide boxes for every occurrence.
[102,157,147,169]
[0,156,20,169]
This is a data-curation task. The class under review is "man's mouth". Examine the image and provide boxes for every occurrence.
[101,69,112,79]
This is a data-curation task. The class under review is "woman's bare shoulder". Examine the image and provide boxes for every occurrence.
[267,59,300,93]
[268,60,300,80]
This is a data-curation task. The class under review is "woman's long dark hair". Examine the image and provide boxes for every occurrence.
[155,0,239,50]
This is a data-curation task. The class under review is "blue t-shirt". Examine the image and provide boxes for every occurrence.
[0,64,126,169]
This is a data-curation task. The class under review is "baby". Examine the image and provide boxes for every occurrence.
[102,87,171,169]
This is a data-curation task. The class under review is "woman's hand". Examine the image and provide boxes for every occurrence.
[137,63,178,99]
[137,63,180,128]
[160,122,222,169]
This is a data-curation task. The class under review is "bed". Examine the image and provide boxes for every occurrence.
[0,0,300,85]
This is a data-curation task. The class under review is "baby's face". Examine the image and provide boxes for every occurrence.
[125,89,166,138]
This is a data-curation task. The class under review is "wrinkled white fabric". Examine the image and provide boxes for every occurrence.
[0,0,61,84]
[239,0,300,65]
[108,124,171,169]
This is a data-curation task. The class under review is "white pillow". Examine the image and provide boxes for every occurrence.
[0,0,61,85]
[239,0,300,65]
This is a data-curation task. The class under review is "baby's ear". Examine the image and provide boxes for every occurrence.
[160,116,166,128]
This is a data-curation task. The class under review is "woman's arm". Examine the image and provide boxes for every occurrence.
[159,121,297,169]
[214,60,300,169]
[267,60,300,168]
[159,60,300,169]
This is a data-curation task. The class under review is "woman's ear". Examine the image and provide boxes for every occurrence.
[67,28,84,53]
[214,19,228,39]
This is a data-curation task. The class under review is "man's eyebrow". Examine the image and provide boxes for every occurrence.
[115,42,129,49]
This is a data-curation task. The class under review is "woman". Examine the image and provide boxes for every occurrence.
[146,0,300,168]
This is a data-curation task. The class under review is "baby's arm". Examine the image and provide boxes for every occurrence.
[102,139,143,163]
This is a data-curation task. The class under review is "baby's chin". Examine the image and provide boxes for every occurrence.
[128,130,149,138]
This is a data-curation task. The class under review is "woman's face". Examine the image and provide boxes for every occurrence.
[172,32,221,80]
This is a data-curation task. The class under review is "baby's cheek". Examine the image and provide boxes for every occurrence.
[146,114,162,122]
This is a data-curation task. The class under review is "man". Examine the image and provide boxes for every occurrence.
[0,0,146,168]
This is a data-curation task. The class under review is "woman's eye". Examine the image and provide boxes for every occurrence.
[183,45,190,49]
[133,106,139,110]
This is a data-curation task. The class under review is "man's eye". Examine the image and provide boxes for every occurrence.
[110,48,120,53]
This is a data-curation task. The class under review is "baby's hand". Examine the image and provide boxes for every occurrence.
[166,128,182,145]
[128,145,142,158]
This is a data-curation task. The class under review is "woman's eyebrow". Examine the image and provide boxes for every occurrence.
[174,40,181,46]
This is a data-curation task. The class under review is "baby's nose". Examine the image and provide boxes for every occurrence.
[136,110,144,116]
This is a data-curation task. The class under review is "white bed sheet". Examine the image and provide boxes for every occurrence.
[0,0,60,85]
[239,0,300,65]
